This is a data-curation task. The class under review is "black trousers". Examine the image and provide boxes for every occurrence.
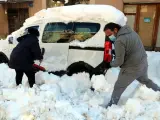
[15,70,35,87]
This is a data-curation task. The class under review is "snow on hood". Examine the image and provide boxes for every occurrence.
[0,51,160,119]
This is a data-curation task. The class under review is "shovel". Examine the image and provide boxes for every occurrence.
[33,48,46,72]
[39,48,45,66]
[33,48,66,76]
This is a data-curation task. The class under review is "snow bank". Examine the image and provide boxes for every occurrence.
[91,75,112,92]
[0,63,16,88]
[0,51,160,119]
[0,39,8,51]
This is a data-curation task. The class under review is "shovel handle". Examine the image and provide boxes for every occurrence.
[39,59,43,66]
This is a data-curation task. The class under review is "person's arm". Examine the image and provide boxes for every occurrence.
[31,40,43,60]
[110,40,125,67]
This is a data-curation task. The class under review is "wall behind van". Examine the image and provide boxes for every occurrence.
[124,0,160,3]
[90,0,123,11]
[0,0,46,37]
[0,4,8,37]
[29,0,46,16]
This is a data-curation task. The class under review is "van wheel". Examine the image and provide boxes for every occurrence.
[66,61,94,79]
[0,52,9,64]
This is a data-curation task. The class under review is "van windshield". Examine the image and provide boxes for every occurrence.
[42,22,100,43]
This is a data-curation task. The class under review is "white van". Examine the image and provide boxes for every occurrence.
[0,5,127,73]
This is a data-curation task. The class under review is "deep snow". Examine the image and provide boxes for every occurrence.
[0,4,160,120]
[0,52,160,120]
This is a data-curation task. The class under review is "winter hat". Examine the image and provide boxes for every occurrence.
[28,27,40,37]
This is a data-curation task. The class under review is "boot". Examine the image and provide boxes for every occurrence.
[105,99,116,108]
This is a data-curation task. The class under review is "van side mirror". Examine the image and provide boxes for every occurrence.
[41,48,45,56]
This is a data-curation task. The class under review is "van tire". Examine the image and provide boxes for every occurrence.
[66,61,94,79]
[0,52,9,64]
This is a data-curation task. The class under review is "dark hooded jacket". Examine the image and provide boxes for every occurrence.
[9,28,43,70]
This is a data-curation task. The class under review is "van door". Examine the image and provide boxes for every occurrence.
[40,22,70,71]
[67,22,103,68]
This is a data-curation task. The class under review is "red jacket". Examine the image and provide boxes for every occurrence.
[103,41,112,62]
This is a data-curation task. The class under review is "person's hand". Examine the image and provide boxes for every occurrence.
[105,62,111,69]
[112,50,115,55]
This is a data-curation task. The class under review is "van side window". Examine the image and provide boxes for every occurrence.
[42,22,100,43]
[42,22,67,43]
[71,22,100,42]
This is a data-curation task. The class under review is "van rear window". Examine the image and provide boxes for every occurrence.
[42,22,100,43]
[73,22,100,42]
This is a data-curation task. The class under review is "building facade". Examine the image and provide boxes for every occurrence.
[0,0,46,37]
[124,0,160,50]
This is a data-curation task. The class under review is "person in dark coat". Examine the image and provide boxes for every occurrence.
[9,28,43,87]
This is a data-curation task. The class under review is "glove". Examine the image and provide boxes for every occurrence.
[105,62,111,69]
[111,50,115,55]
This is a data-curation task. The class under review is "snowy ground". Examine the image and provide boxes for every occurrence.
[0,52,160,120]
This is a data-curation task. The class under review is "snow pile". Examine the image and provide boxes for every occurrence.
[91,75,112,92]
[147,52,160,86]
[107,105,124,119]
[134,85,159,101]
[0,52,160,119]
[0,39,8,51]
[35,71,61,85]
[0,63,16,88]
